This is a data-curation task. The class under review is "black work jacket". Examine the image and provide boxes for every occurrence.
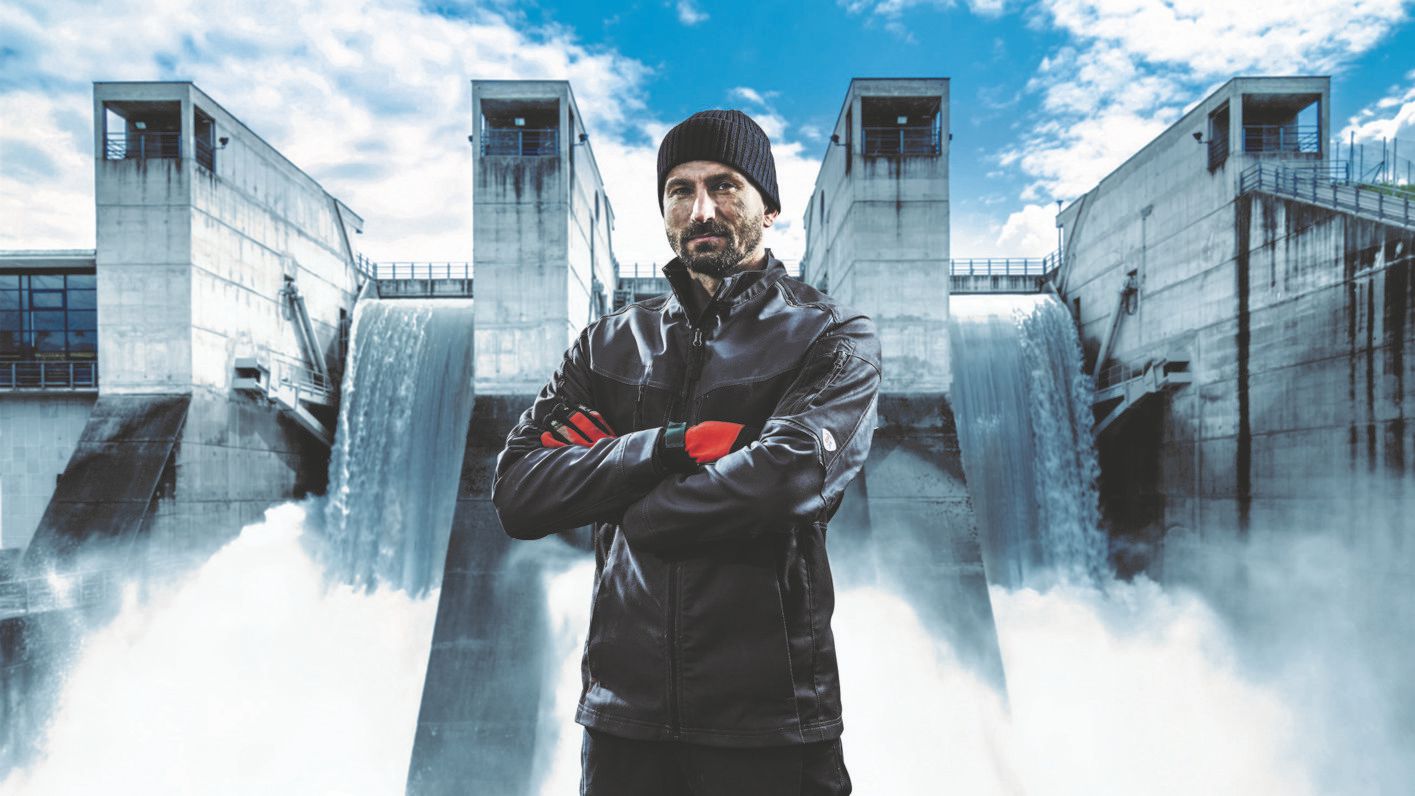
[492,249,882,747]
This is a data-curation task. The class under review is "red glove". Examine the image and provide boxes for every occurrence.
[684,421,759,464]
[540,403,616,448]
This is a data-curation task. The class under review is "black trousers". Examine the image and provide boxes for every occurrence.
[580,728,852,796]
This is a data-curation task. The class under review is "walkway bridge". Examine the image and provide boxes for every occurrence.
[950,255,1060,294]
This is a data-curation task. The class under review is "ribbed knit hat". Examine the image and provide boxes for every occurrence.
[656,109,780,215]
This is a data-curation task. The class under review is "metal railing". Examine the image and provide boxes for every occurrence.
[0,567,116,618]
[1208,136,1230,170]
[195,137,216,170]
[950,257,1054,276]
[1240,163,1414,228]
[481,128,558,157]
[619,262,665,279]
[0,359,98,391]
[0,553,201,619]
[863,125,941,156]
[104,131,181,160]
[266,352,334,402]
[1243,125,1320,154]
[368,261,473,280]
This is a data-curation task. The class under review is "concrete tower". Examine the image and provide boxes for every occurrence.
[16,82,363,563]
[802,78,951,392]
[470,80,616,394]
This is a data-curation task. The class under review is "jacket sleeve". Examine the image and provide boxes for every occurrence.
[492,327,665,540]
[619,313,882,553]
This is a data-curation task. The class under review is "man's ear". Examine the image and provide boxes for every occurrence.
[763,208,779,228]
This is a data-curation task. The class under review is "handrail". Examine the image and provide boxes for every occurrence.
[0,359,99,391]
[862,125,940,156]
[369,261,473,280]
[950,258,1051,276]
[1243,125,1320,154]
[1240,163,1414,228]
[480,128,557,157]
[104,131,181,160]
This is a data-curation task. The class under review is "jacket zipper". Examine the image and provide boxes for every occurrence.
[667,296,716,742]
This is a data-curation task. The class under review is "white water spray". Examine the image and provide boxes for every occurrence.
[1,502,437,795]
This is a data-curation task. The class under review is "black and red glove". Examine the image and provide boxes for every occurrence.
[656,420,759,473]
[540,402,616,448]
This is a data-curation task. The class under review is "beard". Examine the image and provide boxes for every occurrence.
[671,214,765,279]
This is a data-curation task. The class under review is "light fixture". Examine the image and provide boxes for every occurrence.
[134,121,147,130]
[896,116,908,125]
[1192,131,1205,143]
[829,133,845,146]
[514,117,525,127]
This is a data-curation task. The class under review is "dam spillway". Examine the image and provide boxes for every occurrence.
[319,296,476,596]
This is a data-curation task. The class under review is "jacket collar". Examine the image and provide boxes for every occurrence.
[662,248,787,326]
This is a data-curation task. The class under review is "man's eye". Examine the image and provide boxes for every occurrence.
[713,181,735,191]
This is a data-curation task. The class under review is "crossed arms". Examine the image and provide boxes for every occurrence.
[491,315,881,553]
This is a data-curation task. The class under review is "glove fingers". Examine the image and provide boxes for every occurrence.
[540,430,570,448]
[575,404,617,437]
[567,411,611,443]
[553,419,594,446]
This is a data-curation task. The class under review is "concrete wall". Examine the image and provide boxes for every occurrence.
[0,395,95,549]
[801,78,951,393]
[93,81,363,395]
[472,80,615,395]
[1052,77,1415,573]
[58,81,367,554]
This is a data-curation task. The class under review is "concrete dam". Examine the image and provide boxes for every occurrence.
[2,74,1413,794]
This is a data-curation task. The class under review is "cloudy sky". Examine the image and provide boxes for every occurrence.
[1,0,1412,270]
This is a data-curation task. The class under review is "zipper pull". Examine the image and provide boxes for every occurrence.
[691,328,705,349]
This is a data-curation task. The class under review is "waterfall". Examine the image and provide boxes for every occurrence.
[949,293,1106,587]
[320,297,476,595]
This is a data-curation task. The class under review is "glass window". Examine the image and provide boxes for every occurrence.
[0,275,18,289]
[34,329,65,353]
[32,310,65,331]
[67,289,96,310]
[0,329,20,357]
[68,309,97,330]
[67,274,96,290]
[0,310,19,331]
[32,291,65,309]
[1,291,19,311]
[68,330,97,355]
[30,274,64,289]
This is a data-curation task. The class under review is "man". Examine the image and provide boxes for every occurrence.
[492,109,880,795]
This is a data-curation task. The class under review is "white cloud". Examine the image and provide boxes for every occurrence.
[1342,69,1415,144]
[675,0,708,25]
[1005,0,1410,202]
[0,0,656,264]
[996,203,1060,256]
[839,0,1009,41]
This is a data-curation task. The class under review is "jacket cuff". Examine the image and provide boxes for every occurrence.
[618,427,667,483]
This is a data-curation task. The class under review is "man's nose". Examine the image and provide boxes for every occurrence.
[690,186,717,223]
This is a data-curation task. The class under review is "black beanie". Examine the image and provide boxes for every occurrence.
[656,109,780,215]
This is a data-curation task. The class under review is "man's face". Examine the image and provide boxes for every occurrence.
[663,160,778,280]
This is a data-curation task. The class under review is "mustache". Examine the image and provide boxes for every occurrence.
[680,221,732,242]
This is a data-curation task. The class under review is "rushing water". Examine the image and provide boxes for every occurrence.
[949,294,1108,587]
[6,290,1410,794]
[321,297,476,596]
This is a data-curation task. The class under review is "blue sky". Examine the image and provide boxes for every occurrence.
[2,0,1412,267]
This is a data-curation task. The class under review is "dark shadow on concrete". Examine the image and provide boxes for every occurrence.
[24,394,191,571]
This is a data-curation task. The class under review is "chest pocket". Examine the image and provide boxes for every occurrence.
[694,367,801,429]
